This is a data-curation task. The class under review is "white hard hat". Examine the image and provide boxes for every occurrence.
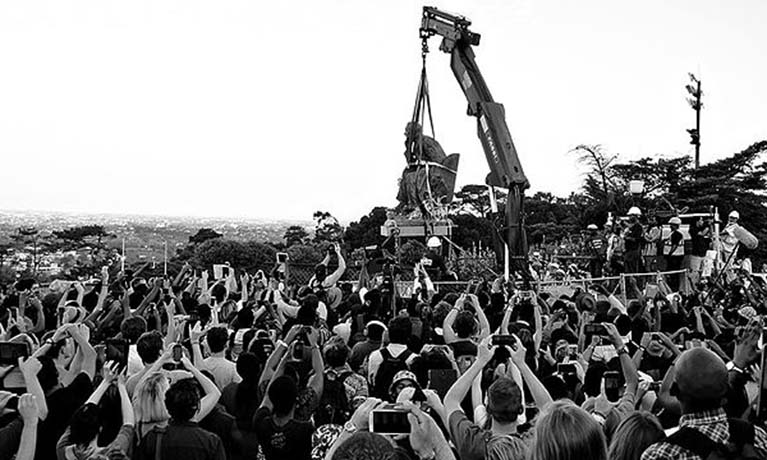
[627,207,642,216]
[729,210,740,219]
[669,217,682,225]
[426,236,442,248]
[587,224,598,230]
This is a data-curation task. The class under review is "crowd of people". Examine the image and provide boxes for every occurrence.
[0,236,766,460]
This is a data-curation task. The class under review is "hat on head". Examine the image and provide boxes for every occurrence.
[389,370,419,397]
[586,224,598,230]
[729,210,740,220]
[426,236,442,248]
[575,292,597,312]
[628,207,642,216]
[669,217,682,226]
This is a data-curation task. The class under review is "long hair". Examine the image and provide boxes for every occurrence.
[529,400,607,460]
[132,372,170,423]
[607,412,665,460]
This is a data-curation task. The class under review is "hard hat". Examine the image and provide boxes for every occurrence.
[669,217,682,226]
[729,210,740,220]
[587,224,598,230]
[627,207,642,216]
[426,236,442,248]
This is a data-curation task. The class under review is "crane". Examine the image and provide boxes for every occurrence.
[420,6,530,279]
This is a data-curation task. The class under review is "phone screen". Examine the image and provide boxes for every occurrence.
[0,342,29,366]
[105,339,128,369]
[172,344,183,362]
[427,369,458,399]
[370,409,410,435]
[604,371,621,403]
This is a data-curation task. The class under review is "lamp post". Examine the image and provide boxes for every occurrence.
[686,73,703,169]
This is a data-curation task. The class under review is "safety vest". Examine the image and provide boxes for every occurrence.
[664,231,684,256]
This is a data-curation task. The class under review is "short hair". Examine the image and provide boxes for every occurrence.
[367,323,385,341]
[120,316,147,344]
[387,316,412,344]
[211,284,227,304]
[454,311,476,338]
[133,372,170,423]
[331,432,398,460]
[68,403,101,445]
[487,377,523,423]
[136,331,164,364]
[268,375,298,416]
[324,338,350,368]
[37,355,59,393]
[164,378,200,422]
[206,326,229,353]
[607,412,665,460]
[529,400,607,460]
[236,352,262,381]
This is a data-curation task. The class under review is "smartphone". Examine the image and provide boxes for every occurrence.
[105,338,129,369]
[492,335,518,350]
[518,290,535,302]
[557,363,577,375]
[427,369,458,399]
[57,307,65,326]
[0,342,29,366]
[603,371,621,403]
[649,381,662,392]
[172,343,184,362]
[5,395,18,411]
[584,324,608,336]
[276,252,289,264]
[369,409,411,435]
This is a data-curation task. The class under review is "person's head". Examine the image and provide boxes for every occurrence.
[164,378,200,422]
[46,336,75,368]
[587,224,598,234]
[37,355,60,393]
[389,370,418,401]
[323,337,350,368]
[729,210,740,224]
[211,283,227,304]
[669,216,681,230]
[529,400,607,460]
[331,431,398,460]
[365,321,386,342]
[268,375,298,417]
[68,403,101,446]
[236,352,262,382]
[136,331,164,365]
[387,316,412,345]
[120,316,147,344]
[672,348,728,413]
[486,377,523,425]
[404,121,422,141]
[206,326,229,354]
[314,264,328,283]
[607,411,665,460]
[133,372,170,423]
[454,311,476,339]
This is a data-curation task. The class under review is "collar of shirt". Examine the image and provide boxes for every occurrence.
[679,408,727,429]
[387,343,409,355]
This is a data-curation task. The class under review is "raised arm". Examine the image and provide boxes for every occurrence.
[179,356,221,421]
[19,357,48,420]
[442,295,465,345]
[443,335,494,427]
[508,334,553,408]
[322,243,346,287]
[306,327,325,398]
[469,294,490,339]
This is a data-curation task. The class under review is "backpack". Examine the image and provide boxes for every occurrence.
[665,418,761,460]
[314,369,353,426]
[372,348,412,400]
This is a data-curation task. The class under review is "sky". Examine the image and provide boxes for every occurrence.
[0,0,765,223]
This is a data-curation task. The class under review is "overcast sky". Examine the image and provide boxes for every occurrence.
[0,0,765,222]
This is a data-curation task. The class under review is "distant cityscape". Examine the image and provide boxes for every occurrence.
[0,209,310,278]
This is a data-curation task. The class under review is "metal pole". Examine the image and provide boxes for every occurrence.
[695,79,701,169]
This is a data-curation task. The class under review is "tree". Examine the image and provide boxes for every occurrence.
[189,228,223,245]
[191,238,277,273]
[313,211,344,243]
[345,207,388,250]
[451,185,507,218]
[283,225,310,247]
[571,144,619,206]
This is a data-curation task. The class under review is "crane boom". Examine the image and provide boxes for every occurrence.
[420,6,530,278]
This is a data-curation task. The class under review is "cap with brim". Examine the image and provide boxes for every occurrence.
[389,370,419,396]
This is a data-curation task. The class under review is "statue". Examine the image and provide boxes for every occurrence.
[396,122,460,218]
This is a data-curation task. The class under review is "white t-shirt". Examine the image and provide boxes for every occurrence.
[200,356,241,390]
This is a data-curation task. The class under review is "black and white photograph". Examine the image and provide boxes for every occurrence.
[0,1,766,459]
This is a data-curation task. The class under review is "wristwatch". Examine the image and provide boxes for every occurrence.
[616,346,629,356]
[343,421,358,434]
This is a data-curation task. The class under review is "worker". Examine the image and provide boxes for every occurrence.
[420,236,456,281]
[643,214,663,271]
[623,207,645,275]
[664,217,685,291]
[585,224,606,278]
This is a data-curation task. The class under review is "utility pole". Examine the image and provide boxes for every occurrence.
[686,73,703,169]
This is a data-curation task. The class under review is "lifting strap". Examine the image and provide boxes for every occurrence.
[407,53,438,209]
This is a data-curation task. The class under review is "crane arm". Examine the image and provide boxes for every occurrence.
[420,6,530,277]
